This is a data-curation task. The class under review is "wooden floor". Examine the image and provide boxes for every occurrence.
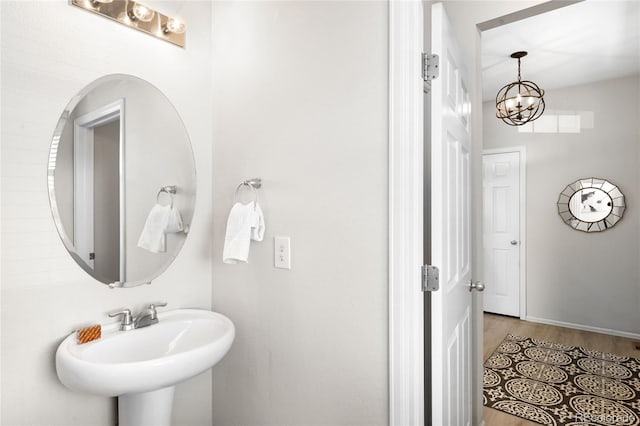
[483,313,640,426]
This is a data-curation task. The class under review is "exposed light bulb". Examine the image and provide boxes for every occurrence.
[516,93,522,107]
[131,2,154,22]
[164,17,186,34]
[505,99,514,110]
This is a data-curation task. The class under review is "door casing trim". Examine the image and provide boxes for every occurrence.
[388,0,424,425]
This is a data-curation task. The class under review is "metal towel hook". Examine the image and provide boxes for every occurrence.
[234,178,262,206]
[156,185,177,206]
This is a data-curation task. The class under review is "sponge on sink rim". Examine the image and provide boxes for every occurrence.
[76,324,101,344]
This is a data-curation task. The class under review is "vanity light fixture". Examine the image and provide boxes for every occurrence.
[495,51,545,126]
[71,0,186,48]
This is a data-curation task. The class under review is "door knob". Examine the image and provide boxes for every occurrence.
[468,280,485,292]
[510,240,518,245]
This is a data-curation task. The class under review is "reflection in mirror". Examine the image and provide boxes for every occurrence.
[71,100,125,283]
[557,177,625,233]
[568,188,613,222]
[48,74,196,287]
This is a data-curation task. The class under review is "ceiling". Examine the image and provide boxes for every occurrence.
[481,0,640,101]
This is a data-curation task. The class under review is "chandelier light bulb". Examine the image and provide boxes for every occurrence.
[505,99,514,110]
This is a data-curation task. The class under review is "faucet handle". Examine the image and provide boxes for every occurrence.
[148,302,168,319]
[108,309,134,331]
[149,302,168,309]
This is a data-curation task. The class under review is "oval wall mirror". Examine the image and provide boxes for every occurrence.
[557,177,625,233]
[48,74,196,287]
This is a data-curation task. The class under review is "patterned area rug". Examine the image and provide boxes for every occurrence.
[483,334,640,425]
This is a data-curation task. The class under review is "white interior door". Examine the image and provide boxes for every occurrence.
[482,152,521,317]
[430,4,473,425]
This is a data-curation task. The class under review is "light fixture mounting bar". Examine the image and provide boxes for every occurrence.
[70,0,186,48]
[510,51,528,59]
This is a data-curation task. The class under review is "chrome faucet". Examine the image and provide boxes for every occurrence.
[134,302,168,329]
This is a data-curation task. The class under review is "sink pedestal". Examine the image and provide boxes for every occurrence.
[119,386,175,426]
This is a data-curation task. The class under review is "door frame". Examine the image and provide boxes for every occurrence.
[388,0,424,425]
[73,99,126,281]
[388,1,482,424]
[389,3,581,425]
[482,147,527,320]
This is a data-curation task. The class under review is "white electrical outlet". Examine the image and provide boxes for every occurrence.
[274,236,291,269]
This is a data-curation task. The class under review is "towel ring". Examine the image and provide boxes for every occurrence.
[157,185,177,206]
[234,181,259,205]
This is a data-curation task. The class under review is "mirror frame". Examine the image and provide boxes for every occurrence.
[557,177,625,233]
[47,74,196,287]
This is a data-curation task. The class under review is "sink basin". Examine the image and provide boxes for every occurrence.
[56,309,234,425]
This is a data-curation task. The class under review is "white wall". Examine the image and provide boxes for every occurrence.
[483,74,640,335]
[1,1,213,425]
[210,1,389,424]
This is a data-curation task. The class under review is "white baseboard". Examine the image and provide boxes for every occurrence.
[525,316,640,340]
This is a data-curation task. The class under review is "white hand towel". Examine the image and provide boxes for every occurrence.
[137,204,172,253]
[250,203,265,242]
[223,201,266,264]
[165,205,184,234]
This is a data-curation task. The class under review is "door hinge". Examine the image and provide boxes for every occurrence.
[422,53,439,94]
[89,252,95,260]
[421,265,439,292]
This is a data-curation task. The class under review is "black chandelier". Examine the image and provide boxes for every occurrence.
[495,51,545,126]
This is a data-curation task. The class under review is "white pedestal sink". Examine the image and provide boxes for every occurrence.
[56,309,235,426]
